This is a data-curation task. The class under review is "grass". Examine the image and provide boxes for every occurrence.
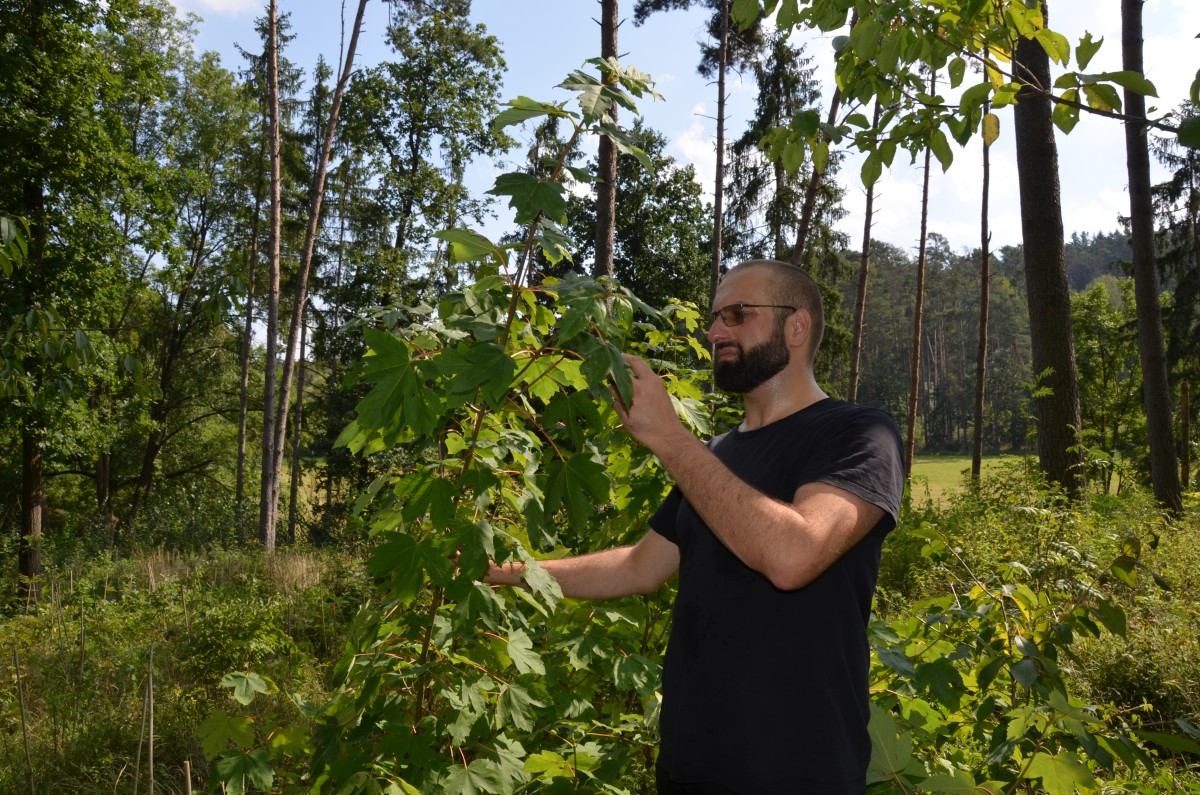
[908,453,1022,505]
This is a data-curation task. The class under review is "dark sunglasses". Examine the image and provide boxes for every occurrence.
[710,303,796,327]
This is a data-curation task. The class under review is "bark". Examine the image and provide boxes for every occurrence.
[1182,380,1191,489]
[593,0,618,279]
[266,0,369,544]
[1121,0,1183,513]
[789,10,855,267]
[849,99,882,403]
[20,430,43,603]
[972,107,993,483]
[708,0,729,308]
[905,71,936,478]
[287,311,308,545]
[1012,2,1084,497]
[258,0,283,549]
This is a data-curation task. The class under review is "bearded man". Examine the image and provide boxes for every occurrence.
[486,259,905,794]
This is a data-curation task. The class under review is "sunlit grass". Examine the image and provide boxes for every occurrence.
[909,453,1019,505]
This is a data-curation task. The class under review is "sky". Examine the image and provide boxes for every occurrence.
[177,0,1200,257]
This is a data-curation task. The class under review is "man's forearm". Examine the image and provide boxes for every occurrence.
[485,540,675,600]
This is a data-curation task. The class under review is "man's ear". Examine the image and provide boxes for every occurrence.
[788,308,812,350]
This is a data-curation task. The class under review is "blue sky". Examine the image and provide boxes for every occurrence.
[179,0,1200,256]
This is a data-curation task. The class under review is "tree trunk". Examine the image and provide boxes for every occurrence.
[1012,2,1084,497]
[972,104,993,483]
[258,0,283,550]
[287,310,307,545]
[708,0,729,308]
[20,429,43,603]
[849,99,882,403]
[905,71,936,478]
[593,0,618,279]
[1121,0,1183,513]
[266,0,369,544]
[235,230,258,545]
[1182,380,1191,489]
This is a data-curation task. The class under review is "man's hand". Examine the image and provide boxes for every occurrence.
[611,354,691,454]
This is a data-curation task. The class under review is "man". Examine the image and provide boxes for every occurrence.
[486,260,905,793]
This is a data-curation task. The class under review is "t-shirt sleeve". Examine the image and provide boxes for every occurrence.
[810,408,905,535]
[648,486,684,545]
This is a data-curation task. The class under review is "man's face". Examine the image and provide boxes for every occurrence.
[707,268,794,394]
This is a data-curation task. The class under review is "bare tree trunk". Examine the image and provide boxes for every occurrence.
[235,229,258,545]
[266,0,369,544]
[258,0,283,549]
[593,0,618,279]
[287,310,307,545]
[789,10,856,267]
[20,430,43,603]
[905,71,936,478]
[1121,0,1183,513]
[1012,1,1084,497]
[972,104,994,483]
[1182,381,1191,489]
[708,0,729,308]
[849,99,882,403]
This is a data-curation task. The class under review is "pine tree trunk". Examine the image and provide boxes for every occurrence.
[972,106,993,483]
[267,0,369,543]
[849,99,882,403]
[287,311,307,545]
[709,0,729,307]
[20,429,43,603]
[906,71,936,478]
[594,0,618,279]
[1121,0,1183,513]
[259,0,283,549]
[1012,2,1084,497]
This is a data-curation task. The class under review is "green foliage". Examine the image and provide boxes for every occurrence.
[0,548,366,792]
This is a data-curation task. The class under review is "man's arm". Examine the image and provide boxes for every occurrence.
[613,355,885,591]
[484,529,679,599]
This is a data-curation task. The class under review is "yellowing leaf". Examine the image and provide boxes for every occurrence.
[983,112,1000,147]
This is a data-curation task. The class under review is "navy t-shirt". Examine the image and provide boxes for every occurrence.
[649,398,905,793]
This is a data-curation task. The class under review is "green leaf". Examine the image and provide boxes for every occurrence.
[1033,29,1070,64]
[525,750,574,780]
[443,758,505,795]
[197,710,255,760]
[866,704,915,784]
[221,671,270,706]
[440,342,517,409]
[1026,751,1096,795]
[493,96,571,131]
[434,228,506,269]
[1179,116,1200,149]
[928,128,953,172]
[487,172,569,225]
[861,150,883,187]
[919,771,977,794]
[368,533,453,604]
[1132,728,1200,754]
[612,653,660,696]
[506,629,545,675]
[1076,32,1103,70]
[1082,82,1122,113]
[1100,69,1157,97]
[948,57,966,89]
[1053,89,1081,134]
[1191,68,1200,104]
[543,451,610,533]
[214,749,275,795]
[496,681,544,731]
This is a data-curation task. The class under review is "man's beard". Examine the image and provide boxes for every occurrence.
[712,323,789,393]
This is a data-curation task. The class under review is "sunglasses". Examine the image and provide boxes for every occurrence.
[710,303,796,327]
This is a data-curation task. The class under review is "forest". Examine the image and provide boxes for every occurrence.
[1,0,1198,792]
